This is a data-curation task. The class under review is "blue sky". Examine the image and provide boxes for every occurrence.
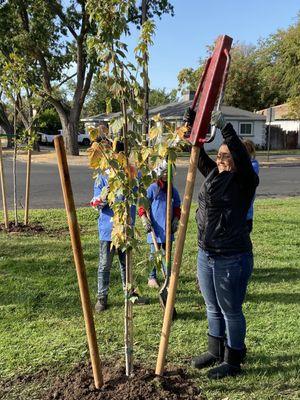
[126,0,300,91]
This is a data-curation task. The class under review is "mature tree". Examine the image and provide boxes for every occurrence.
[149,88,177,107]
[0,0,97,155]
[0,100,13,146]
[223,45,261,111]
[257,15,300,108]
[83,76,121,117]
[177,44,262,111]
[37,107,62,134]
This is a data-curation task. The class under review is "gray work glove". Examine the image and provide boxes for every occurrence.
[171,217,179,234]
[141,215,152,233]
[211,110,227,131]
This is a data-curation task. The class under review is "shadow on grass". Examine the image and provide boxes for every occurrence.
[247,292,299,305]
[252,267,300,284]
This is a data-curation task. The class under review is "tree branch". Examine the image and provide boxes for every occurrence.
[45,0,78,40]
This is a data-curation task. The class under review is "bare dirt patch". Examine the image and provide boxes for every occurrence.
[0,361,203,400]
[0,221,69,236]
[0,221,45,234]
[46,361,203,400]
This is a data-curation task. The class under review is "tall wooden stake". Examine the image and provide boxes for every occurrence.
[24,148,31,225]
[13,100,18,226]
[54,135,103,389]
[155,146,200,375]
[166,156,172,285]
[0,139,9,228]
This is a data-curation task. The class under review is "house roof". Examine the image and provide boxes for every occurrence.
[82,100,266,123]
[257,103,291,120]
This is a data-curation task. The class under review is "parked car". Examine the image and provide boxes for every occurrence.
[40,130,90,146]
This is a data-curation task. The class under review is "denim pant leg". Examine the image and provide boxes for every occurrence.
[213,253,253,350]
[117,248,126,289]
[149,243,167,279]
[98,241,115,298]
[197,249,226,338]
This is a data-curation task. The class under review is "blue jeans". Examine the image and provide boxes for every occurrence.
[149,243,167,279]
[197,248,253,350]
[98,240,126,298]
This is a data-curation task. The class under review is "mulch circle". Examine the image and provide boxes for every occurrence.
[0,221,45,234]
[46,361,203,400]
[0,221,70,236]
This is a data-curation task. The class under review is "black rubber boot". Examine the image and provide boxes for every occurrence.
[207,345,244,379]
[95,296,108,312]
[191,335,224,369]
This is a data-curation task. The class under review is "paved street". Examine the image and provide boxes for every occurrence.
[1,159,300,210]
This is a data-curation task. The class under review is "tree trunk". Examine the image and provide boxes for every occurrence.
[0,103,14,148]
[62,118,79,156]
[55,108,79,156]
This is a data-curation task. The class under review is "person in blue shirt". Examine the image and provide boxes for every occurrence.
[91,140,148,312]
[138,161,181,288]
[243,140,260,233]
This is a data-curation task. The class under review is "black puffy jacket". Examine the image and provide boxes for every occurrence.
[196,123,259,255]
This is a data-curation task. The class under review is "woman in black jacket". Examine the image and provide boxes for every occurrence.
[187,110,259,379]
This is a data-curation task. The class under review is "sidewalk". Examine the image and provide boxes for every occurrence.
[2,147,300,168]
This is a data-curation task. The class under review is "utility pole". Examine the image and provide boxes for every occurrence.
[267,107,272,162]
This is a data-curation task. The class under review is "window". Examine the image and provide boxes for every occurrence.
[239,122,253,136]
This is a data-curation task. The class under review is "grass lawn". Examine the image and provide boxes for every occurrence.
[0,198,299,399]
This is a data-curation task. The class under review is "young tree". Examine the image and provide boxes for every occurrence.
[129,1,174,144]
[87,0,183,377]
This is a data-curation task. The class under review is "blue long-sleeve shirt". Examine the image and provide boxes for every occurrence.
[93,173,136,241]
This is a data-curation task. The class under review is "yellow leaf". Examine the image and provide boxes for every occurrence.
[141,147,152,162]
[152,113,162,123]
[115,152,127,167]
[112,137,119,151]
[87,142,103,169]
[88,127,99,142]
[176,125,189,140]
[149,127,160,140]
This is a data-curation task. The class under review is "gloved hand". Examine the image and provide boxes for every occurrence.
[171,217,179,234]
[211,110,227,131]
[141,215,152,233]
[90,196,108,210]
[183,107,196,127]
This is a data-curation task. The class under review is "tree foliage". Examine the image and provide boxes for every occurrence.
[178,15,300,111]
[149,88,177,107]
[0,0,97,155]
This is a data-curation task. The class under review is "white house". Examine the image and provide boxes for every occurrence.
[82,93,266,150]
[258,104,300,148]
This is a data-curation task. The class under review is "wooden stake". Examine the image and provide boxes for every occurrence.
[0,139,9,229]
[54,135,103,389]
[155,146,200,375]
[165,157,172,288]
[24,149,31,225]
